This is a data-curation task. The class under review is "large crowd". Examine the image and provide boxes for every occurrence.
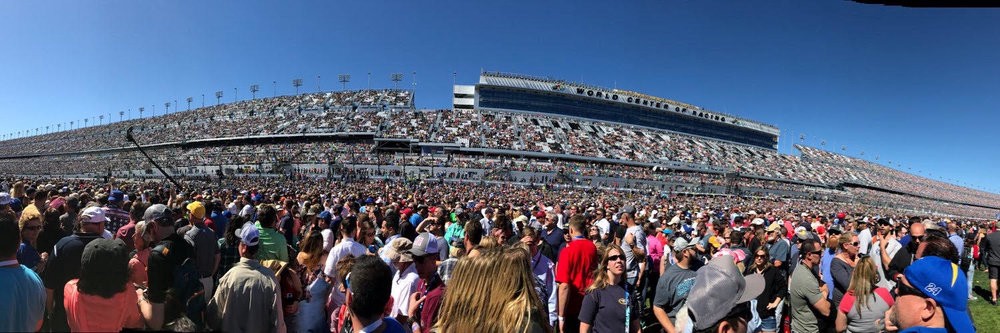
[0,176,992,332]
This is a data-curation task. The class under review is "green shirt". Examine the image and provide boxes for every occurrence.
[253,222,289,262]
[789,263,825,333]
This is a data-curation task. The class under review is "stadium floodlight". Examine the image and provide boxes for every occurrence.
[201,94,205,108]
[99,115,104,126]
[367,72,371,90]
[412,71,417,88]
[119,111,124,122]
[317,75,322,92]
[250,84,260,100]
[152,104,156,117]
[391,73,403,89]
[215,91,223,105]
[138,107,144,119]
[338,74,350,90]
[234,87,238,102]
[272,81,277,97]
[292,78,303,95]
[187,97,193,110]
[164,102,171,115]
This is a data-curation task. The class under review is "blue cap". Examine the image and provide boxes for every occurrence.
[903,256,973,333]
[317,211,332,223]
[109,190,125,202]
[661,228,673,235]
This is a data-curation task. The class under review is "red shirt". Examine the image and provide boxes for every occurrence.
[555,238,598,316]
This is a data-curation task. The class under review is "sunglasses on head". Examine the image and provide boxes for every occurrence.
[607,254,625,262]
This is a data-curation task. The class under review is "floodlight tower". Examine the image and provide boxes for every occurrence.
[338,74,350,90]
[99,115,104,126]
[119,111,124,122]
[139,107,144,119]
[250,84,260,100]
[292,79,303,95]
[391,73,403,89]
[215,91,223,105]
[164,102,171,115]
[186,97,193,110]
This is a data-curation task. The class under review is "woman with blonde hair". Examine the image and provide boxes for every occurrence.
[434,246,551,333]
[834,256,893,333]
[578,246,640,333]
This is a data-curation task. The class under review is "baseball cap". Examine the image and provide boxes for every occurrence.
[902,256,973,333]
[408,232,440,257]
[836,212,847,219]
[143,204,171,225]
[766,222,782,232]
[672,238,696,252]
[307,204,322,216]
[317,210,332,224]
[751,218,765,226]
[187,201,206,220]
[747,210,757,215]
[108,190,125,202]
[236,222,260,246]
[80,238,130,280]
[80,206,110,224]
[687,255,765,331]
[621,205,637,215]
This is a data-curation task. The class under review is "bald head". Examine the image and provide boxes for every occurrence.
[910,222,926,238]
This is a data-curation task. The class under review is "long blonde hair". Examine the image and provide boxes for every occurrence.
[587,245,623,292]
[434,246,552,333]
[846,256,880,314]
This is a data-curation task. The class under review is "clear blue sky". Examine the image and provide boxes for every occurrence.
[1,1,998,194]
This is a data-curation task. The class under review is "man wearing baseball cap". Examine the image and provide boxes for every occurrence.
[684,254,764,333]
[207,222,286,332]
[103,190,130,235]
[653,237,699,333]
[139,204,194,330]
[42,206,108,331]
[889,256,975,333]
[403,232,445,333]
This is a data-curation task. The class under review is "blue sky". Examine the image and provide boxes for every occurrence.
[1,1,998,194]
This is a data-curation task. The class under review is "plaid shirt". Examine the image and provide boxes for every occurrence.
[216,238,241,283]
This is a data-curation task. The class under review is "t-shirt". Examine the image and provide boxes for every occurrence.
[789,264,825,333]
[838,288,893,333]
[858,228,873,255]
[254,222,290,262]
[42,232,102,331]
[653,264,697,319]
[0,265,45,332]
[103,206,131,236]
[541,227,566,262]
[390,264,420,318]
[115,221,137,254]
[555,238,598,316]
[768,239,790,271]
[621,225,646,281]
[185,223,220,277]
[578,282,639,333]
[129,248,151,287]
[279,215,295,246]
[64,279,144,332]
[17,241,40,269]
[830,258,854,308]
[418,274,446,330]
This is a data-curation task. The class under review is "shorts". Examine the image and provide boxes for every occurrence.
[759,316,777,332]
[990,265,1000,279]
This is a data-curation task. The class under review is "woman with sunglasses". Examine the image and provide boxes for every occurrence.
[831,232,859,309]
[16,209,45,272]
[744,249,785,333]
[834,256,893,333]
[579,246,640,333]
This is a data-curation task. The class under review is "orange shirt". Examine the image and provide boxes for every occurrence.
[63,279,144,332]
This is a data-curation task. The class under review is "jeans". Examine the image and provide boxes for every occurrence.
[968,262,976,298]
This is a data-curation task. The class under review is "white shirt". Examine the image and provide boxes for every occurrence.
[390,263,420,318]
[595,218,611,238]
[324,237,368,308]
[858,228,873,255]
[530,251,557,326]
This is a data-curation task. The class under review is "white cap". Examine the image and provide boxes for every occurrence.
[80,206,110,224]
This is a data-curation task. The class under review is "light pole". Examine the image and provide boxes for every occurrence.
[165,102,171,115]
[273,81,277,97]
[338,74,350,90]
[99,115,104,126]
[187,97,193,110]
[138,107,144,119]
[317,75,321,92]
[174,100,177,113]
[391,73,403,89]
[119,111,124,122]
[292,79,303,95]
[202,94,205,108]
[250,84,259,100]
[367,72,371,90]
[152,104,156,117]
[234,87,238,102]
[412,71,417,88]
[215,91,223,105]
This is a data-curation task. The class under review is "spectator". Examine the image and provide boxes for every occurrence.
[834,256,893,333]
[103,189,130,235]
[216,215,245,285]
[208,199,229,239]
[434,246,550,332]
[343,255,407,332]
[888,256,974,333]
[63,238,144,331]
[857,220,872,255]
[888,221,926,290]
[872,219,901,290]
[295,229,330,333]
[139,203,194,330]
[744,248,785,333]
[831,232,859,308]
[556,216,599,333]
[388,237,420,323]
[521,227,558,327]
[653,238,698,333]
[0,214,46,332]
[17,209,44,271]
[541,212,566,263]
[206,222,286,332]
[684,254,764,333]
[115,200,147,253]
[255,204,290,262]
[59,193,81,234]
[43,206,108,332]
[579,245,641,333]
[438,216,485,284]
[181,201,220,305]
[789,239,832,333]
[324,215,368,314]
[36,208,68,258]
[129,220,155,287]
[404,232,446,333]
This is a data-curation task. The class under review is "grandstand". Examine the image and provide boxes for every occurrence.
[0,72,997,218]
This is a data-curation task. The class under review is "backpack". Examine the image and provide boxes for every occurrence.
[171,255,207,329]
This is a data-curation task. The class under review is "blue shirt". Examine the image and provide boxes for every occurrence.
[820,248,835,300]
[898,327,948,333]
[17,241,40,270]
[210,211,229,239]
[949,233,964,264]
[0,264,46,332]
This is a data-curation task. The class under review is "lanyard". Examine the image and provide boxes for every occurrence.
[624,284,631,333]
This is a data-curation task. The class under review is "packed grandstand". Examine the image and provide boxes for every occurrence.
[0,72,997,219]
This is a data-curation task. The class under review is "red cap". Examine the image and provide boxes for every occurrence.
[836,212,846,219]
[535,211,546,219]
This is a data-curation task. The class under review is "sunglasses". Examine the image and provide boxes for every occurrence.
[912,235,925,242]
[896,282,927,298]
[607,254,625,262]
[754,254,768,258]
[809,250,823,256]
[850,242,860,247]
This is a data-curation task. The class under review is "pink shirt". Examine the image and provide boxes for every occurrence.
[63,279,144,332]
[646,235,664,267]
[129,248,151,287]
